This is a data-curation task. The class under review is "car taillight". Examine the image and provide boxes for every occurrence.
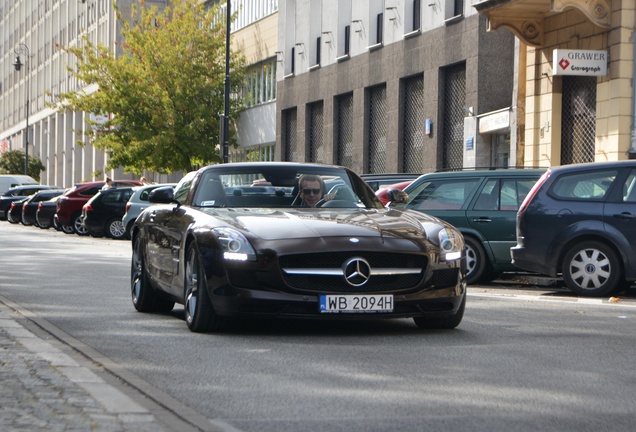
[517,170,550,216]
[125,203,131,212]
[83,204,93,212]
[10,202,15,209]
[38,203,43,210]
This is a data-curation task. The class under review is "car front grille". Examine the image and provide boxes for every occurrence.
[279,252,427,293]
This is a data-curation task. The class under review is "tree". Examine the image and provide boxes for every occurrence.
[54,0,245,174]
[0,150,46,181]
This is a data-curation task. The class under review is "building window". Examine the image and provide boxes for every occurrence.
[243,59,277,108]
[413,0,421,31]
[445,0,464,20]
[403,75,425,173]
[344,25,351,56]
[283,108,298,161]
[376,13,383,44]
[336,93,354,169]
[442,63,466,170]
[308,101,324,163]
[561,76,596,165]
[368,84,387,173]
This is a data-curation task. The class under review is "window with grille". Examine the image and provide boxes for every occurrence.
[283,108,298,161]
[368,85,387,173]
[403,75,425,173]
[336,93,354,169]
[561,76,596,165]
[309,101,324,163]
[442,63,466,170]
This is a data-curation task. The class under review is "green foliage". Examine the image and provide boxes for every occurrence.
[0,150,46,181]
[54,0,245,174]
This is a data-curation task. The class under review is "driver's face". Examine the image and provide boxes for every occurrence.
[300,180,322,207]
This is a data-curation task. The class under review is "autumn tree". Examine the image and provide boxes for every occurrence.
[0,150,46,181]
[55,0,245,174]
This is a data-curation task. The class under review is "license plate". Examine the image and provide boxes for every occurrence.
[319,294,394,313]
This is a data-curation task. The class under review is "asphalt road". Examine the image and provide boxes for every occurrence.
[1,222,636,432]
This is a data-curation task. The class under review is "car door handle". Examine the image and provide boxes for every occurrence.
[613,212,635,220]
[471,217,492,223]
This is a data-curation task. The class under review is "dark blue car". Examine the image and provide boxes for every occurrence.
[512,160,636,297]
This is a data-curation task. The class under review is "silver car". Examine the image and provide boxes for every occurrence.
[122,183,176,238]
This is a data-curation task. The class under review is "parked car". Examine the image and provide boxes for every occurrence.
[36,195,70,231]
[0,185,55,220]
[20,189,66,227]
[56,180,142,235]
[7,199,27,224]
[512,160,636,297]
[122,183,177,238]
[82,187,135,239]
[0,174,39,195]
[376,180,413,205]
[131,162,466,333]
[360,173,420,192]
[388,168,544,284]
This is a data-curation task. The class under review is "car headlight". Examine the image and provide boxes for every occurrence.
[438,228,462,261]
[211,228,257,261]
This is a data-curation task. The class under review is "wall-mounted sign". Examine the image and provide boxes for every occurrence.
[465,136,474,151]
[479,110,510,134]
[553,49,608,76]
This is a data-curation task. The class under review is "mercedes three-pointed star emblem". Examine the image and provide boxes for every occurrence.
[342,257,371,287]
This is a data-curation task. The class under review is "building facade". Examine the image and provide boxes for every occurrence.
[275,0,518,174]
[223,0,279,162]
[0,0,276,187]
[476,0,635,166]
[0,0,174,186]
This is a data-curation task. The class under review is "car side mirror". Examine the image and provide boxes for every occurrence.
[386,188,409,204]
[148,186,175,204]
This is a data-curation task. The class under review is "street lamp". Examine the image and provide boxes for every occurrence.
[13,43,30,176]
[221,0,231,163]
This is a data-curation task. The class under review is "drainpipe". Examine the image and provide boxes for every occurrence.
[631,9,636,159]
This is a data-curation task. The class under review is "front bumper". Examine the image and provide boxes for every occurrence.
[207,281,466,320]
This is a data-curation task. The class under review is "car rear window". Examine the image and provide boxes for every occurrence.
[550,170,617,201]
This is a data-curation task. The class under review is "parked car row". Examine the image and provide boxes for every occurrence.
[384,160,636,297]
[4,161,635,300]
[0,179,175,240]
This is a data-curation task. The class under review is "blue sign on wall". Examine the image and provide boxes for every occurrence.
[466,137,474,151]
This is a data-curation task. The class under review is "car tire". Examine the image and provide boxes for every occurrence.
[72,214,88,236]
[413,292,466,330]
[464,236,490,285]
[184,243,228,333]
[107,218,126,239]
[62,224,75,234]
[562,240,623,297]
[131,236,174,313]
[21,214,32,226]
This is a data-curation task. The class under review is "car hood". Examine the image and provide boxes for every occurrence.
[200,208,448,241]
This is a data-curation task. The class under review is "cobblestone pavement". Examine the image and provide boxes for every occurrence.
[0,303,165,432]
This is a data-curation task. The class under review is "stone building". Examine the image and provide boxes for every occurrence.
[275,0,518,173]
[475,0,635,166]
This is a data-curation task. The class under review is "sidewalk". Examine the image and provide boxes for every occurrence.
[0,302,164,432]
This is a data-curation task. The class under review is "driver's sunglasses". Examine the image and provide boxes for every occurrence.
[302,188,321,195]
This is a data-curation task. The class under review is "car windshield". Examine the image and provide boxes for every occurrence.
[191,165,383,209]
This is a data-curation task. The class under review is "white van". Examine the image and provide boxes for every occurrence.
[0,175,39,195]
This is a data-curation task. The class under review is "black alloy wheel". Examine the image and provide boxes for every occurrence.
[184,243,228,332]
[131,236,174,313]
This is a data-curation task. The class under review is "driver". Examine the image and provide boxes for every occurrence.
[298,174,334,207]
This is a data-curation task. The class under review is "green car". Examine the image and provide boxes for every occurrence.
[390,169,545,284]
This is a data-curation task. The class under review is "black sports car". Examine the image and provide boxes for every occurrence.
[131,162,466,332]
